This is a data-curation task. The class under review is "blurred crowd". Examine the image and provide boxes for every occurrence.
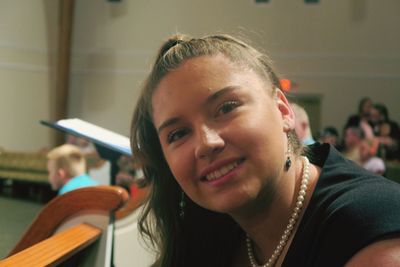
[315,97,400,175]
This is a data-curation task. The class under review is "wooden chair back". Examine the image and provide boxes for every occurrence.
[1,185,129,267]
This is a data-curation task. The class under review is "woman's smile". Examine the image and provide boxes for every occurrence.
[202,158,244,181]
[200,157,246,186]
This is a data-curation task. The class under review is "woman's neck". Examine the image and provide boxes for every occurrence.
[231,157,321,266]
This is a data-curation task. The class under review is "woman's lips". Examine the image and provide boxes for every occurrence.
[201,158,245,182]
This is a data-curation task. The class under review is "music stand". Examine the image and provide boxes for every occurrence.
[40,118,132,185]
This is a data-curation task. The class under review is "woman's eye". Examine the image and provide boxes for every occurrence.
[216,100,240,116]
[167,128,190,144]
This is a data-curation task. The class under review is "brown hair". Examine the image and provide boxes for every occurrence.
[131,34,300,267]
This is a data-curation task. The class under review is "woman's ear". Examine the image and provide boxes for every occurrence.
[275,89,295,132]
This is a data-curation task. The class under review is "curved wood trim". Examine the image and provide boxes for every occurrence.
[1,223,101,267]
[9,185,129,256]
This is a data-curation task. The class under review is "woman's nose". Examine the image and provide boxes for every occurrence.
[194,125,225,160]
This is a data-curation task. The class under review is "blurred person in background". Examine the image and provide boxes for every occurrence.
[359,140,386,175]
[370,103,400,160]
[343,126,365,163]
[291,102,315,145]
[343,126,385,175]
[318,126,340,150]
[47,144,98,195]
[345,97,374,140]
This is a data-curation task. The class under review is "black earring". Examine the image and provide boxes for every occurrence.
[285,133,292,171]
[285,156,292,171]
[179,191,186,219]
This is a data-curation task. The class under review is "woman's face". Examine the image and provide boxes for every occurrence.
[152,54,294,214]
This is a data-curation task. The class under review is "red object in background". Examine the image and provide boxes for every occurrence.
[280,79,292,92]
[280,79,299,92]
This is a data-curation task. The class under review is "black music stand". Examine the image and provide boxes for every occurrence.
[40,119,132,185]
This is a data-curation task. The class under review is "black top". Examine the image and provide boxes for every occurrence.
[283,143,400,267]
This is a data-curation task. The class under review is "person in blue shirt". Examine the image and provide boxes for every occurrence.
[46,144,98,195]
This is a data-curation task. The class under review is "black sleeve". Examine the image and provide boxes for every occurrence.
[316,178,400,266]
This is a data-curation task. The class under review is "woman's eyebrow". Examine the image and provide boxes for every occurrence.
[205,85,240,105]
[157,117,180,134]
[157,86,241,134]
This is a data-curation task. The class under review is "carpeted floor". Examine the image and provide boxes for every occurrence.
[0,195,43,259]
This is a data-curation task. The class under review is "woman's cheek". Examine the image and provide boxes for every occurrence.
[167,147,194,184]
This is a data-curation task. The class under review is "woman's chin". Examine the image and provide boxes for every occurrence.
[202,195,256,215]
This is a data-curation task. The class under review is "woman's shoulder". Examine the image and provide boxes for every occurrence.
[344,237,400,267]
[313,144,400,220]
[293,143,400,266]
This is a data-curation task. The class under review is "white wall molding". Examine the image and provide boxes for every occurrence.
[273,52,400,60]
[2,45,398,78]
[0,42,51,73]
[71,67,147,75]
[285,71,400,80]
[73,48,400,61]
[0,41,50,54]
[72,48,153,57]
[0,61,48,73]
[69,68,400,79]
[3,41,399,61]
[69,67,400,79]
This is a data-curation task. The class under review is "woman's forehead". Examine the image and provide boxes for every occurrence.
[155,54,266,94]
[151,59,272,127]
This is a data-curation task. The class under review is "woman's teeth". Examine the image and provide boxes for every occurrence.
[205,161,238,181]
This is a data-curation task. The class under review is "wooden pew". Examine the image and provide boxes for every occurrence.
[0,185,129,267]
[113,185,156,267]
[0,148,155,266]
[0,223,101,267]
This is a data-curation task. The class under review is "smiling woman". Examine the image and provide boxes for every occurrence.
[152,54,295,216]
[130,34,400,267]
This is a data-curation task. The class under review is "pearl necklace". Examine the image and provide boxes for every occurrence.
[246,156,310,267]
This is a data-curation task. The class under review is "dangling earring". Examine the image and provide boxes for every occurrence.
[285,133,292,171]
[179,191,186,219]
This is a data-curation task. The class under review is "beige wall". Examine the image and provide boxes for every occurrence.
[69,0,400,137]
[0,1,59,151]
[1,0,399,151]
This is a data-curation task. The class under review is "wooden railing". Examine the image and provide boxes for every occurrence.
[0,223,101,267]
[0,185,129,266]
